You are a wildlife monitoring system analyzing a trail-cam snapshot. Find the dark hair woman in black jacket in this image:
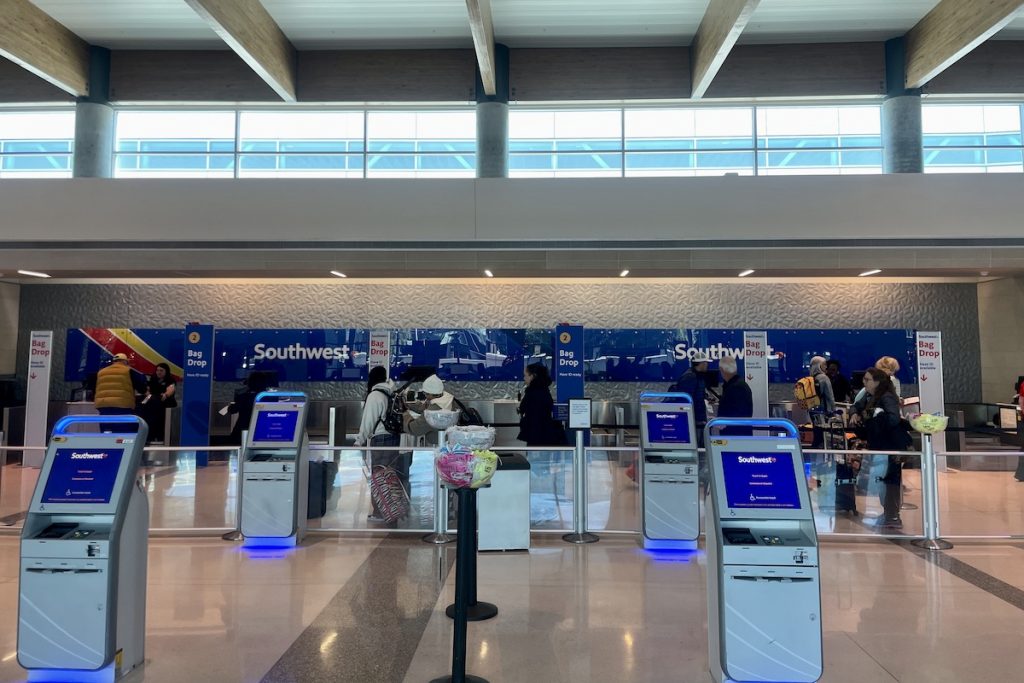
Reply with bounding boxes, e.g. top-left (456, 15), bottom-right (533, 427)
top-left (850, 367), bottom-right (912, 528)
top-left (517, 363), bottom-right (564, 446)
